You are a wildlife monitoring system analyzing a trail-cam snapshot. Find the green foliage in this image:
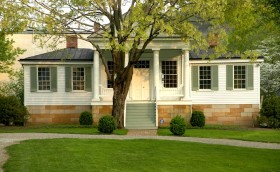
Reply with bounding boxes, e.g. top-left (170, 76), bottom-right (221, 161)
top-left (268, 117), bottom-right (280, 128)
top-left (260, 96), bottom-right (280, 128)
top-left (0, 94), bottom-right (29, 126)
top-left (190, 111), bottom-right (205, 128)
top-left (170, 115), bottom-right (186, 136)
top-left (261, 96), bottom-right (280, 119)
top-left (98, 115), bottom-right (117, 134)
top-left (0, 33), bottom-right (25, 74)
top-left (79, 111), bottom-right (93, 125)
top-left (0, 70), bottom-right (24, 105)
